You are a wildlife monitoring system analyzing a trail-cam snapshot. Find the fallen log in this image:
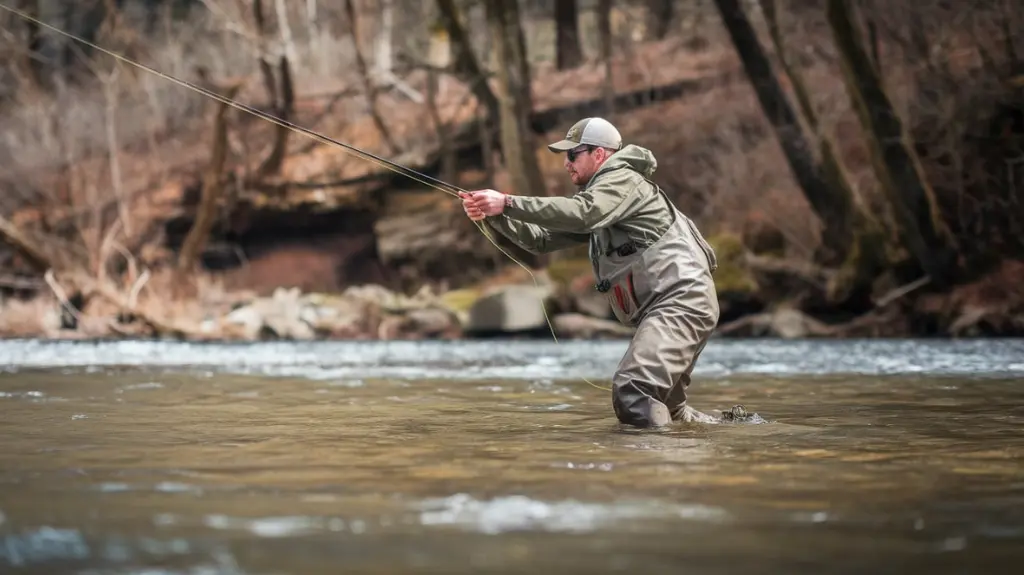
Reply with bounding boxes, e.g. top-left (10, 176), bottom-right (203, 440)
top-left (0, 214), bottom-right (55, 272)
